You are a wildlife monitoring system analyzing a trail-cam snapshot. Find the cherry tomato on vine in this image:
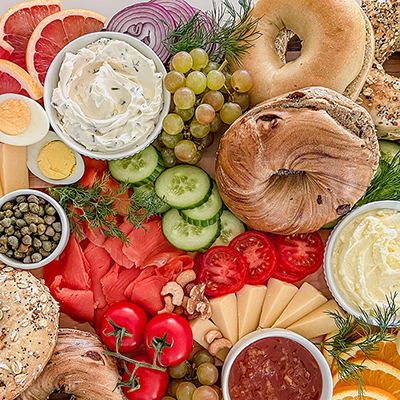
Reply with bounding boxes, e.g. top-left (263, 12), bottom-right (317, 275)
top-left (144, 313), bottom-right (193, 367)
top-left (100, 302), bottom-right (147, 353)
top-left (229, 231), bottom-right (278, 284)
